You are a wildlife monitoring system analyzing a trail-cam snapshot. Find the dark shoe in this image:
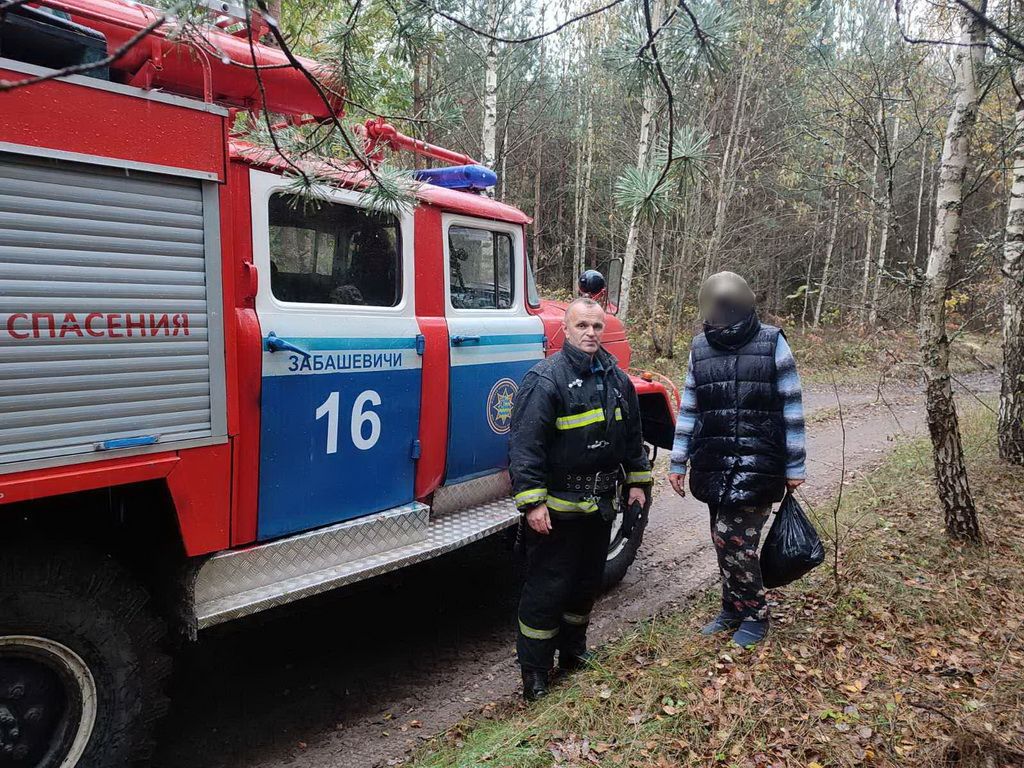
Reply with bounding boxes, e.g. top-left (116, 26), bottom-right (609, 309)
top-left (732, 619), bottom-right (770, 648)
top-left (700, 611), bottom-right (743, 635)
top-left (557, 649), bottom-right (595, 674)
top-left (521, 667), bottom-right (549, 702)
